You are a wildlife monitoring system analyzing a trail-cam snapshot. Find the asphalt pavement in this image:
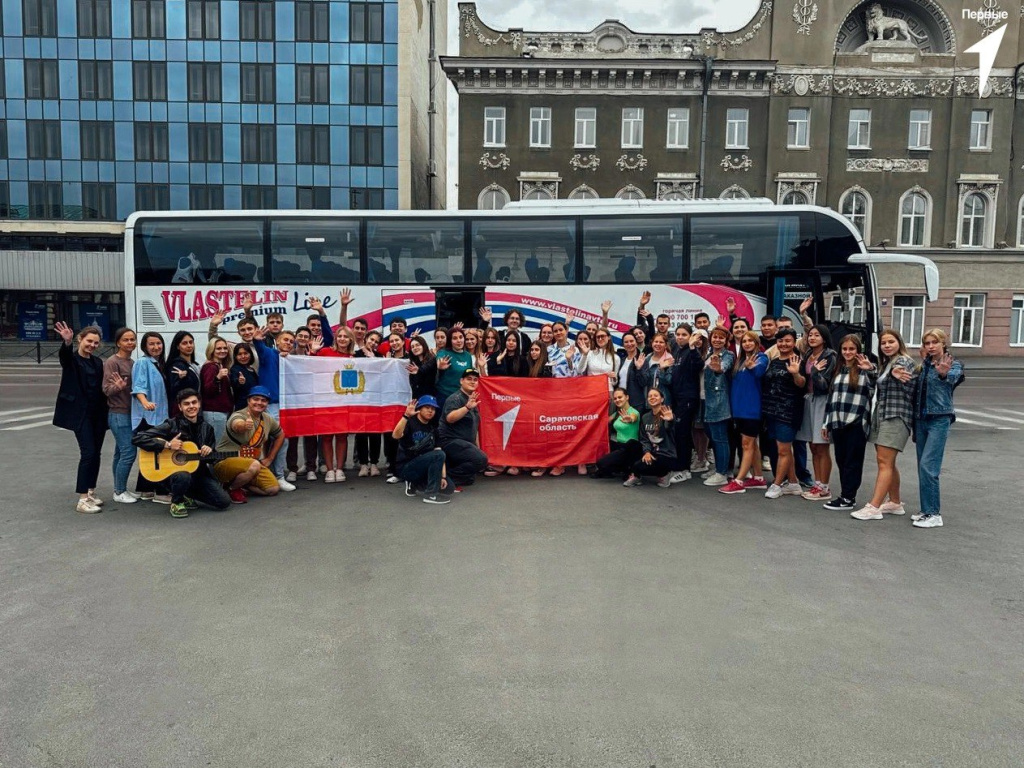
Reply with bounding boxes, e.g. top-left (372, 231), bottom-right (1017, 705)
top-left (1, 364), bottom-right (1022, 767)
